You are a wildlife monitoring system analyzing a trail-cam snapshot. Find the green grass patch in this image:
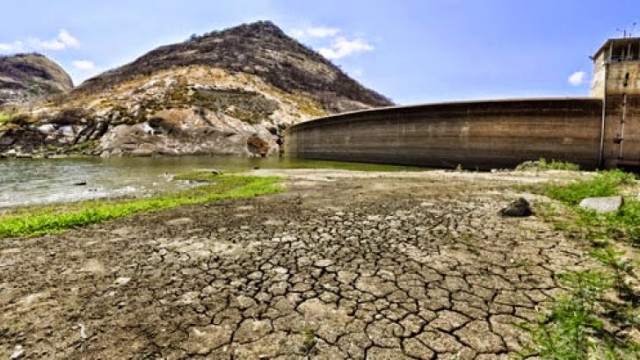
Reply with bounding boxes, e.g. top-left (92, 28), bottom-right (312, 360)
top-left (521, 170), bottom-right (640, 358)
top-left (538, 170), bottom-right (639, 245)
top-left (521, 268), bottom-right (640, 359)
top-left (64, 140), bottom-right (97, 153)
top-left (0, 174), bottom-right (282, 238)
top-left (544, 169), bottom-right (635, 205)
top-left (0, 113), bottom-right (10, 123)
top-left (299, 327), bottom-right (317, 354)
